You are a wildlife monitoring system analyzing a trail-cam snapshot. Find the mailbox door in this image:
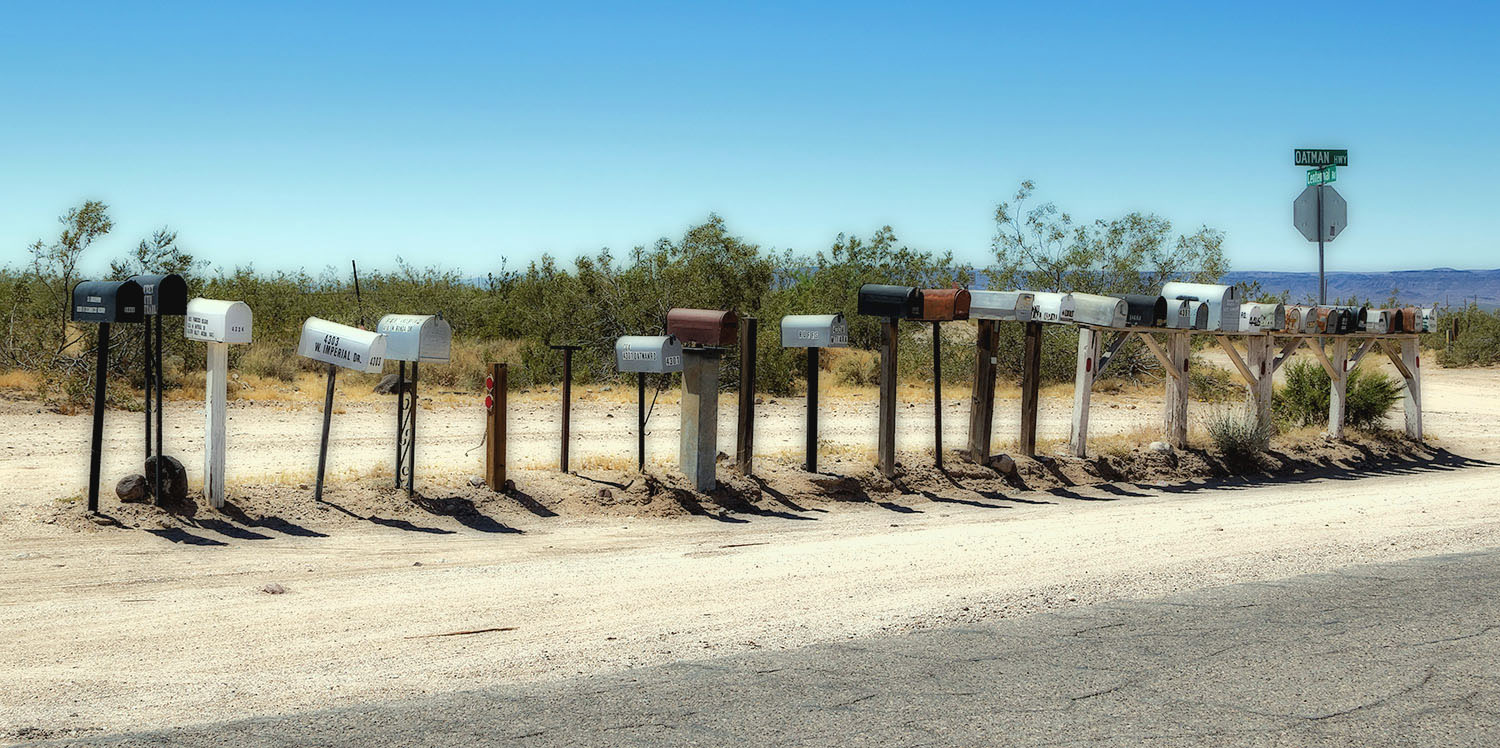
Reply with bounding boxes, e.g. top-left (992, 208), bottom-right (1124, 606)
top-left (1031, 293), bottom-right (1074, 324)
top-left (1189, 302), bottom-right (1210, 330)
top-left (184, 298), bottom-right (253, 343)
top-left (131, 274), bottom-right (188, 316)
